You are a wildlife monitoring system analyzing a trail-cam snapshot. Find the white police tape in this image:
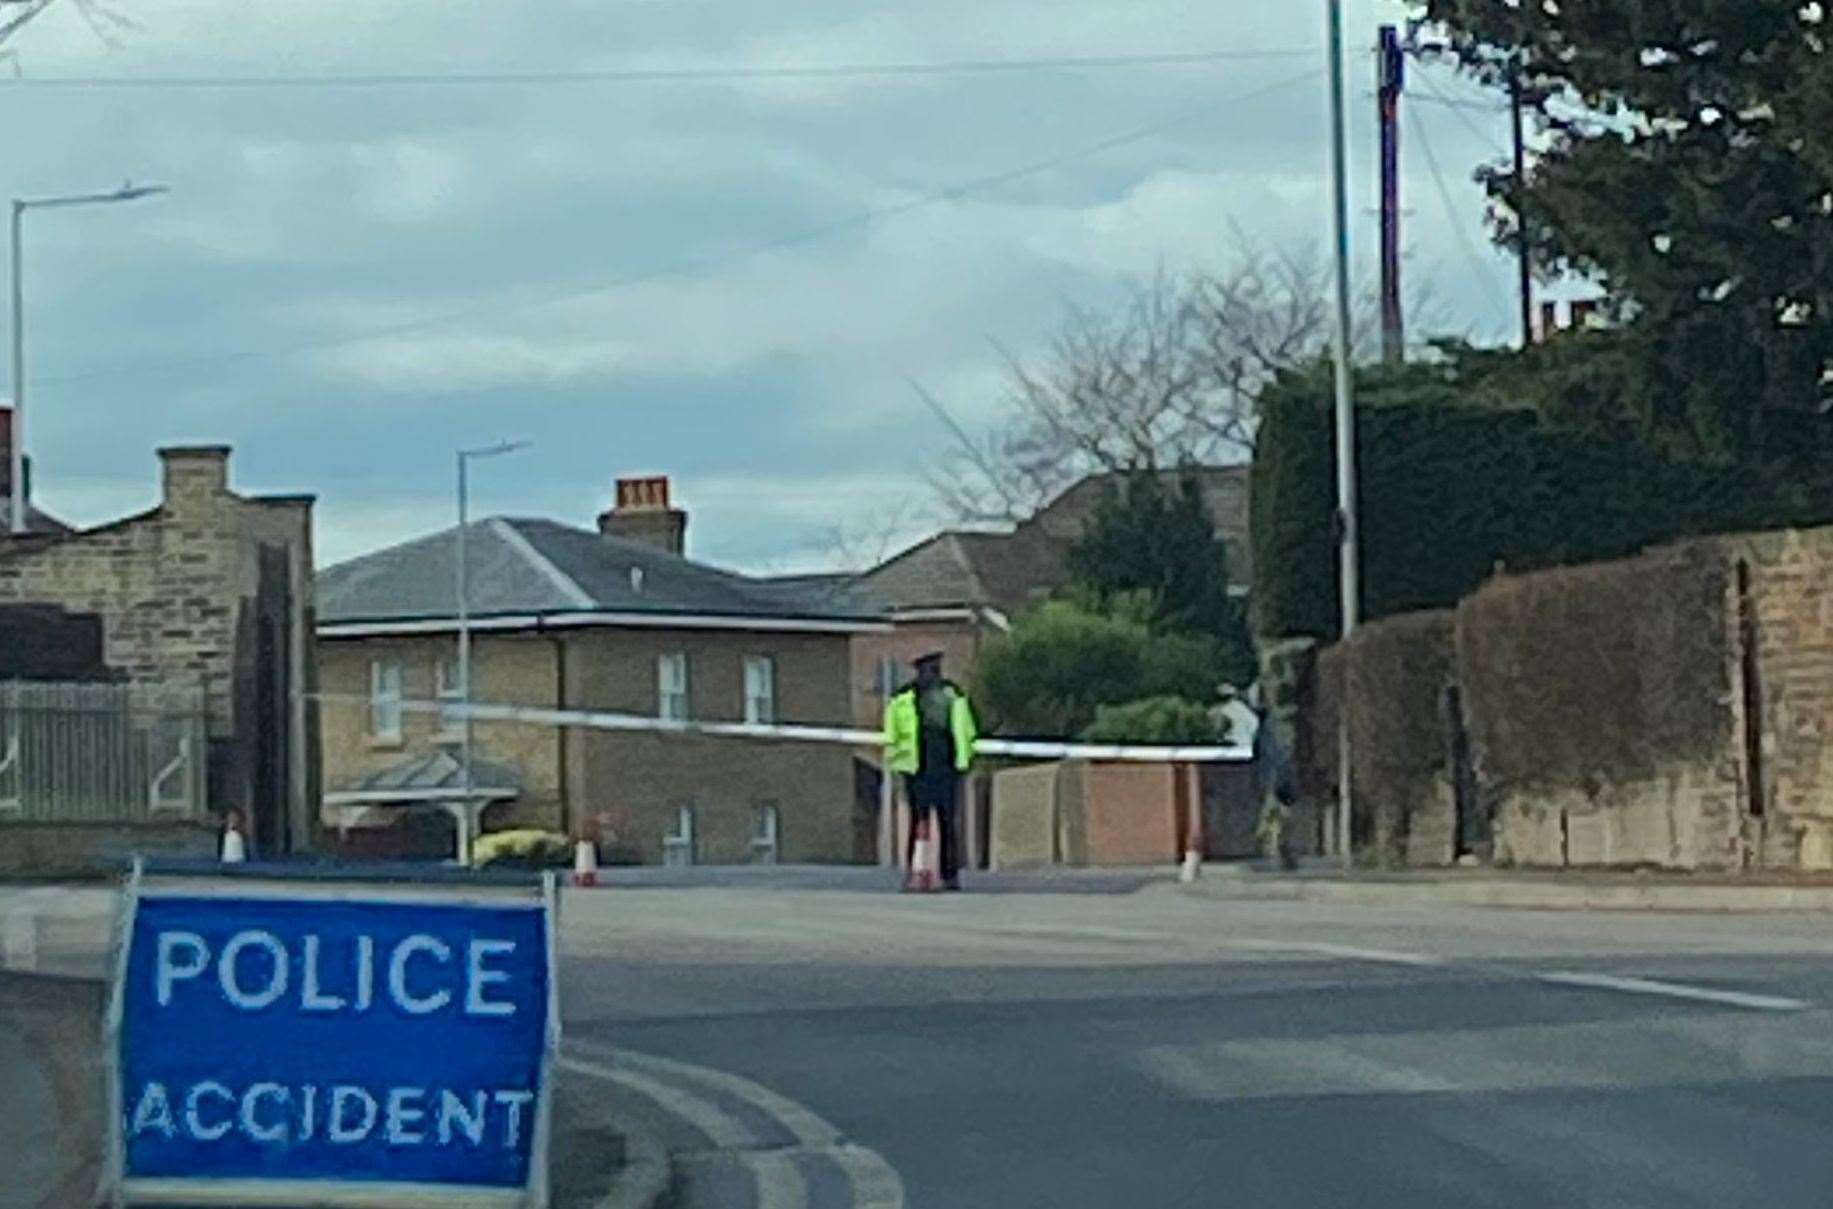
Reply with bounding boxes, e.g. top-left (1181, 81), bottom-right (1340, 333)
top-left (310, 693), bottom-right (1251, 764)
